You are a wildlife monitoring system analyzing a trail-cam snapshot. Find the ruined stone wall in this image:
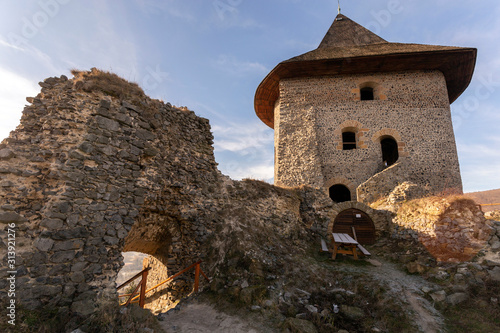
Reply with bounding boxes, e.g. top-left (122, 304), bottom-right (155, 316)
top-left (0, 70), bottom-right (347, 322)
top-left (274, 70), bottom-right (462, 198)
top-left (0, 70), bottom-right (222, 318)
top-left (391, 196), bottom-right (494, 262)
